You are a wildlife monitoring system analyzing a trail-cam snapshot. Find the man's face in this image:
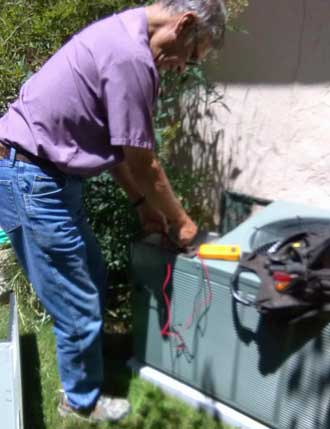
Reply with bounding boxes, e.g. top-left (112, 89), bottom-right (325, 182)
top-left (150, 12), bottom-right (212, 74)
top-left (154, 28), bottom-right (212, 73)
